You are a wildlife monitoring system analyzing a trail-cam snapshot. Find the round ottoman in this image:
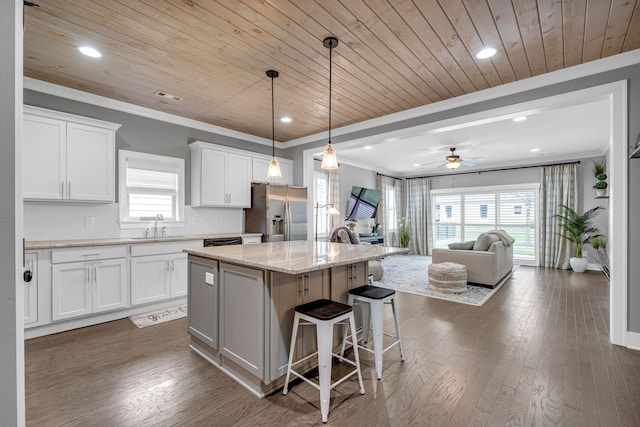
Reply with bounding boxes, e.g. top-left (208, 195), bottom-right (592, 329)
top-left (428, 262), bottom-right (467, 293)
top-left (369, 260), bottom-right (384, 281)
